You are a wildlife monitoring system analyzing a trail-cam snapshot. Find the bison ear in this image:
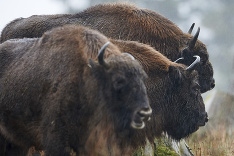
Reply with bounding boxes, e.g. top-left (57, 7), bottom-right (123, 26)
top-left (169, 66), bottom-right (182, 87)
top-left (122, 53), bottom-right (135, 60)
top-left (88, 58), bottom-right (98, 69)
top-left (181, 48), bottom-right (193, 60)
